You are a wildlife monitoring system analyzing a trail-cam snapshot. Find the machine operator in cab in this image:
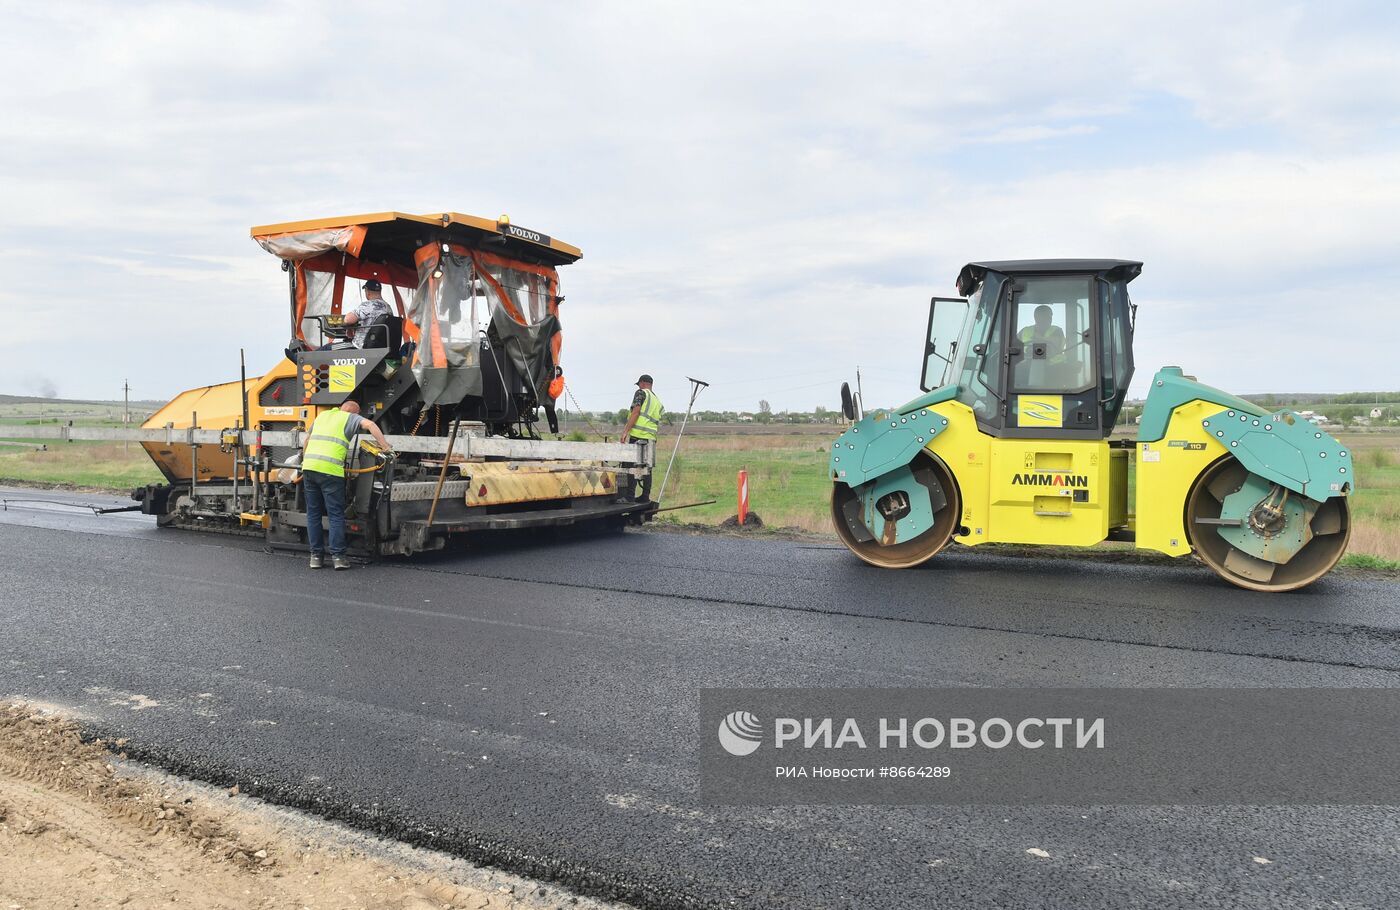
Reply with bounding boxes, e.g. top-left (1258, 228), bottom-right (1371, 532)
top-left (315, 279), bottom-right (392, 351)
top-left (1019, 304), bottom-right (1065, 356)
top-left (1016, 303), bottom-right (1069, 388)
top-left (621, 373), bottom-right (664, 502)
top-left (295, 400), bottom-right (393, 569)
top-left (343, 279), bottom-right (392, 348)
